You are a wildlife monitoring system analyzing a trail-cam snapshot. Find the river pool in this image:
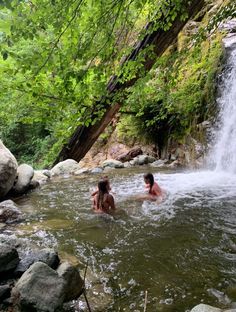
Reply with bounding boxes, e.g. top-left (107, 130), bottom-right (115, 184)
top-left (6, 167), bottom-right (236, 311)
